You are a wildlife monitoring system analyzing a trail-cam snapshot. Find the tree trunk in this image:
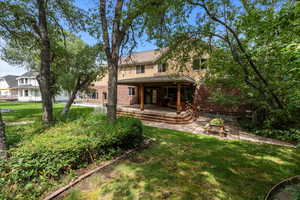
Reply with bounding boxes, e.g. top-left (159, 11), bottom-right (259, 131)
top-left (0, 112), bottom-right (7, 159)
top-left (107, 61), bottom-right (118, 123)
top-left (38, 48), bottom-right (53, 124)
top-left (61, 91), bottom-right (77, 116)
top-left (36, 0), bottom-right (54, 124)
